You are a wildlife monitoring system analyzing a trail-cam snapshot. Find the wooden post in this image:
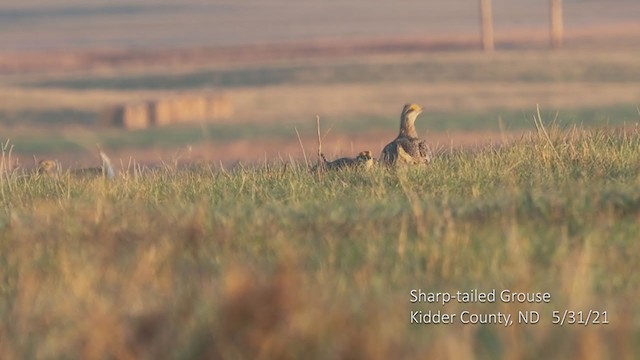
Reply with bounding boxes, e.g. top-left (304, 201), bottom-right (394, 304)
top-left (550, 0), bottom-right (563, 49)
top-left (479, 0), bottom-right (495, 52)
